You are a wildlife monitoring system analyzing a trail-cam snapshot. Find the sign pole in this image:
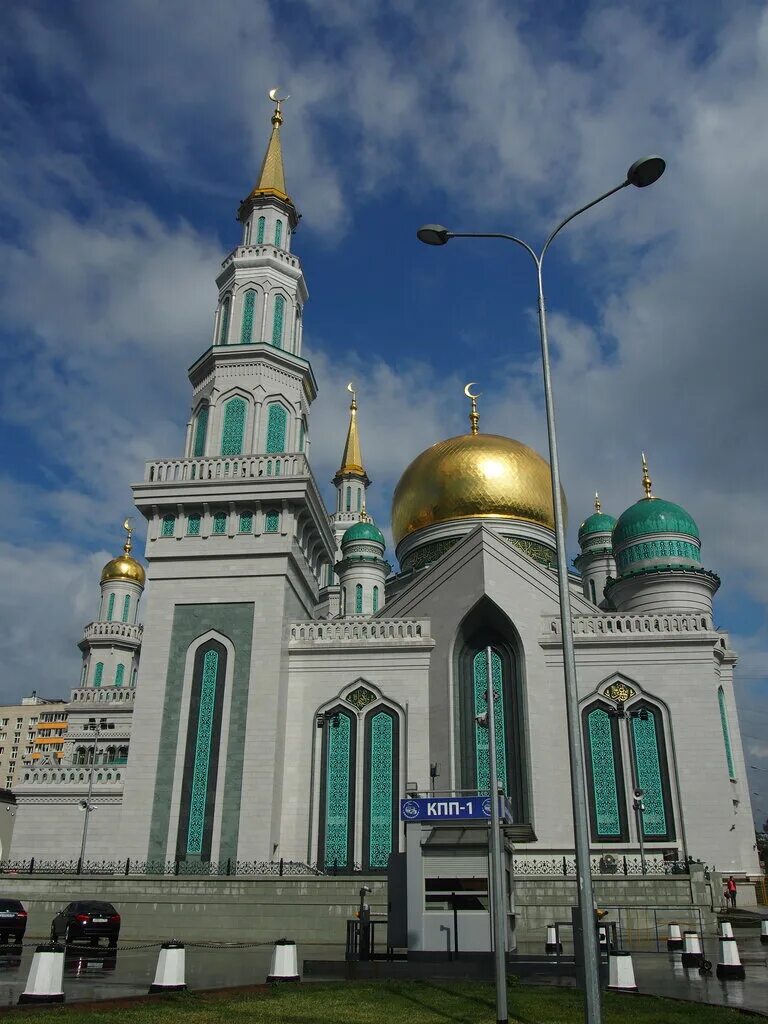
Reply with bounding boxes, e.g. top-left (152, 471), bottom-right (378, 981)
top-left (485, 645), bottom-right (508, 1024)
